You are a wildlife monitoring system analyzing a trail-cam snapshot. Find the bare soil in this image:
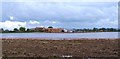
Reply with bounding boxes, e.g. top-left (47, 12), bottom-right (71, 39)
top-left (1, 38), bottom-right (120, 58)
